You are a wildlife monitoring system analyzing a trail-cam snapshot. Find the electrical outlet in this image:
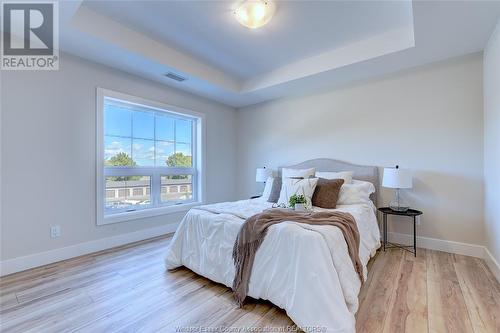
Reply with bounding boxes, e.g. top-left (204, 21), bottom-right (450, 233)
top-left (50, 226), bottom-right (61, 238)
